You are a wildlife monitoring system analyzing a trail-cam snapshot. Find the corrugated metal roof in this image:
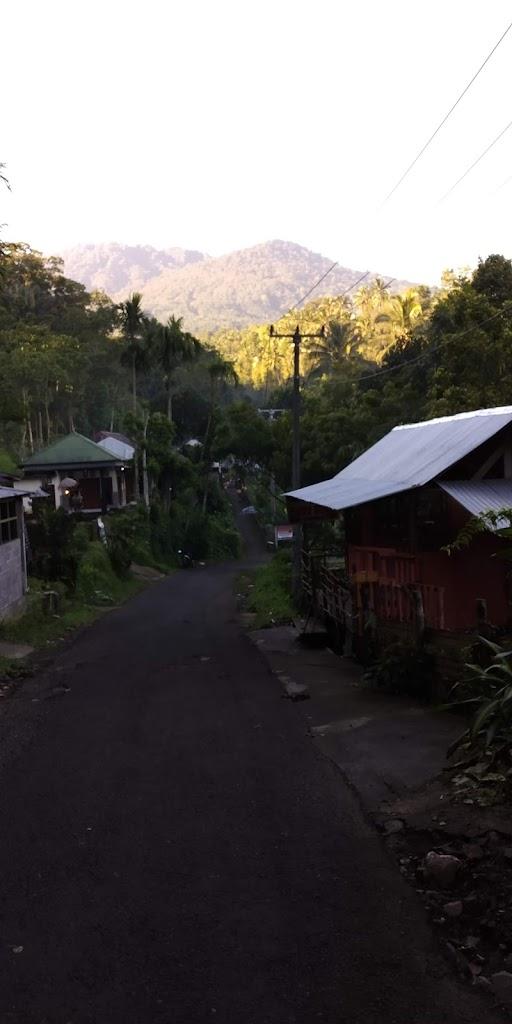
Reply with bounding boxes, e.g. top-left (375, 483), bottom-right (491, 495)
top-left (287, 406), bottom-right (512, 513)
top-left (97, 436), bottom-right (134, 461)
top-left (440, 480), bottom-right (512, 526)
top-left (22, 432), bottom-right (122, 469)
top-left (0, 487), bottom-right (30, 500)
